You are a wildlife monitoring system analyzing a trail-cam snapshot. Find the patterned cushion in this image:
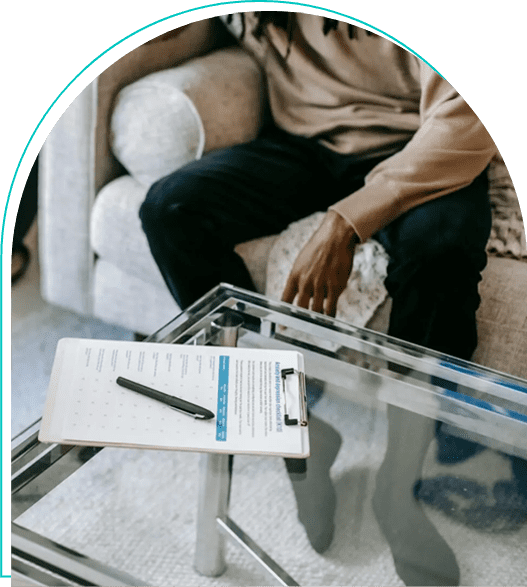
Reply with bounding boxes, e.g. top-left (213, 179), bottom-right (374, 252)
top-left (486, 157), bottom-right (526, 261)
